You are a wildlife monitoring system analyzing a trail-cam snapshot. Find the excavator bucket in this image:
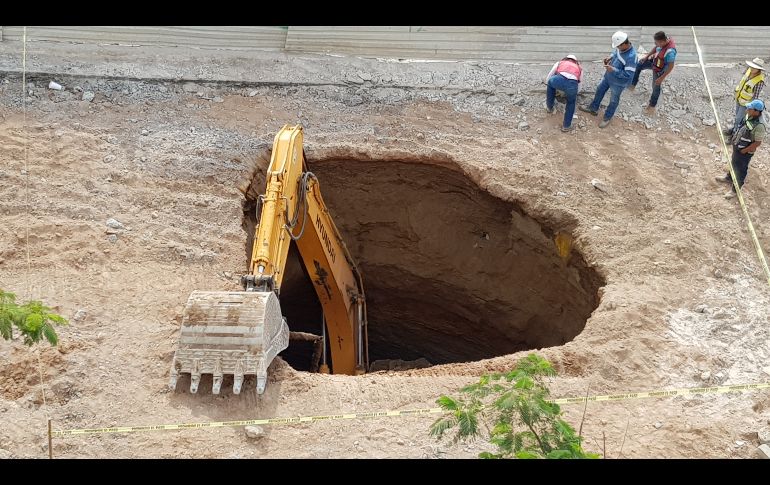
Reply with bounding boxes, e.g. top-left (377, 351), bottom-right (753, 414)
top-left (168, 290), bottom-right (289, 395)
